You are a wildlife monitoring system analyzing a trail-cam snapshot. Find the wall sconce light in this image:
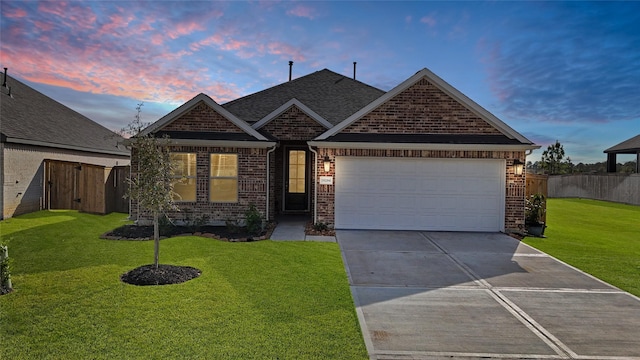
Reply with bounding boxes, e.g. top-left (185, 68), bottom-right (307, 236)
top-left (323, 155), bottom-right (331, 172)
top-left (513, 159), bottom-right (524, 176)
